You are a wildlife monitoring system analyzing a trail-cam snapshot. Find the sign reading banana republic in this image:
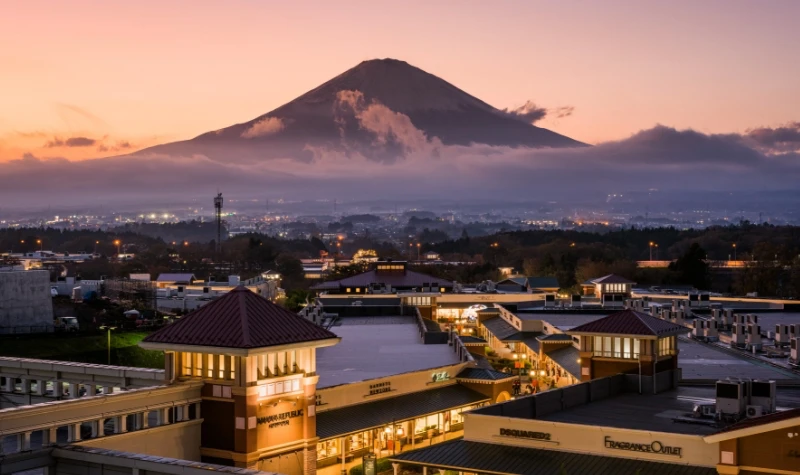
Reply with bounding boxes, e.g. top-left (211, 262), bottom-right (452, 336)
top-left (257, 409), bottom-right (303, 429)
top-left (603, 436), bottom-right (682, 458)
